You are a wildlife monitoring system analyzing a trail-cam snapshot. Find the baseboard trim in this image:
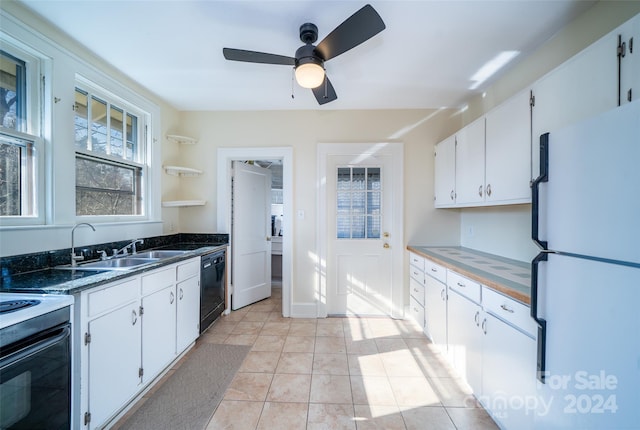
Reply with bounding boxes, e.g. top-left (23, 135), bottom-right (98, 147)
top-left (290, 302), bottom-right (318, 318)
